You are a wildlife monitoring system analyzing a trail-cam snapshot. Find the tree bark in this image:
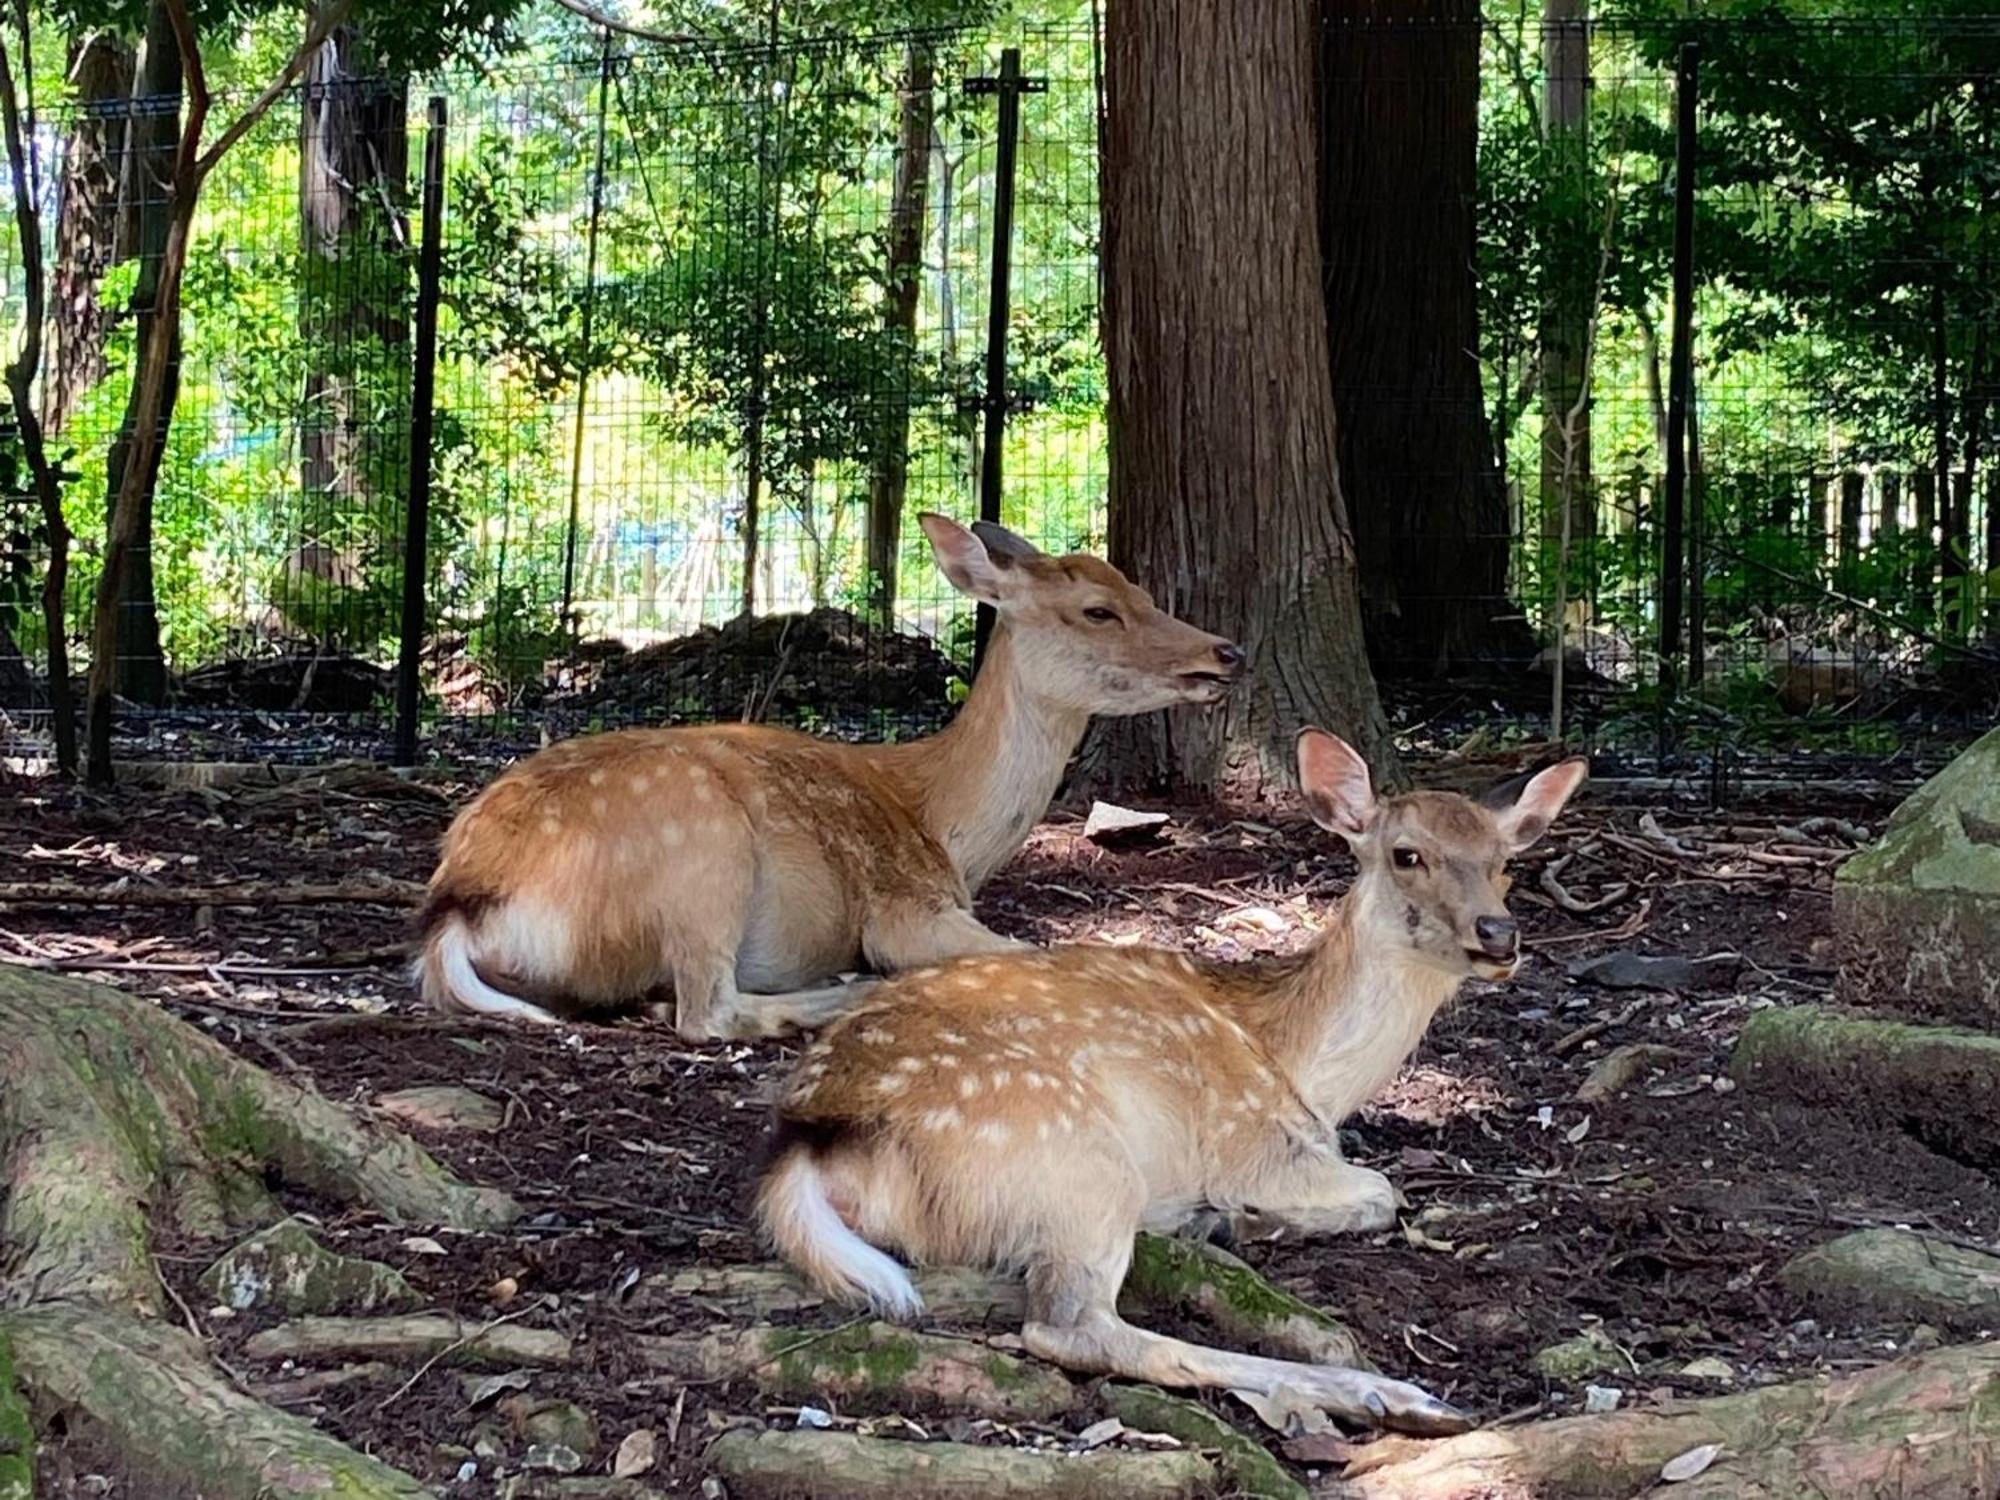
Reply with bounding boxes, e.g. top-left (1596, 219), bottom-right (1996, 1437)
top-left (96, 0), bottom-right (181, 710)
top-left (295, 20), bottom-right (409, 646)
top-left (707, 1429), bottom-right (1214, 1500)
top-left (865, 41), bottom-right (934, 624)
top-left (1325, 1342), bottom-right (2000, 1499)
top-left (48, 30), bottom-right (134, 437)
top-left (1319, 0), bottom-right (1530, 674)
top-left (1538, 0), bottom-right (1594, 554)
top-left (1099, 0), bottom-right (1397, 794)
